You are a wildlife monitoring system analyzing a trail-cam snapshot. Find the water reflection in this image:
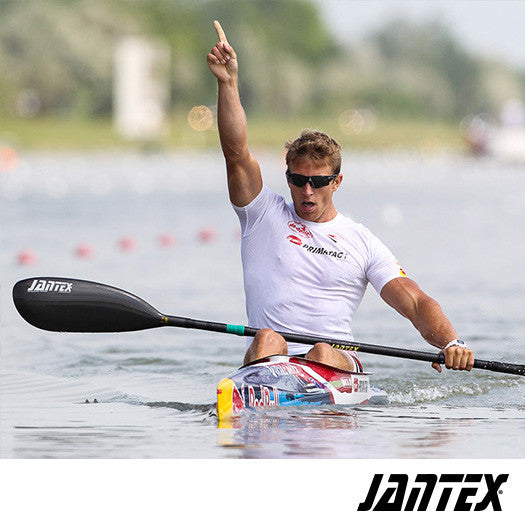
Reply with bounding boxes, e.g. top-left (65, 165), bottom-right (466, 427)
top-left (216, 404), bottom-right (525, 459)
top-left (218, 407), bottom-right (363, 458)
